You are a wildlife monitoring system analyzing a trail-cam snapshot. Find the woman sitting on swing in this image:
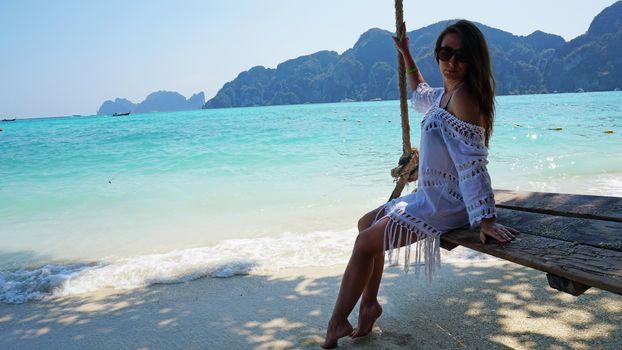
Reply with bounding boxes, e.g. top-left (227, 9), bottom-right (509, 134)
top-left (322, 19), bottom-right (519, 348)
